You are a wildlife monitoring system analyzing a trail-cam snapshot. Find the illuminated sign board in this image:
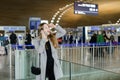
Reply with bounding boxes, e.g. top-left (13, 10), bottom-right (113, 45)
top-left (74, 2), bottom-right (98, 15)
top-left (91, 26), bottom-right (100, 30)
